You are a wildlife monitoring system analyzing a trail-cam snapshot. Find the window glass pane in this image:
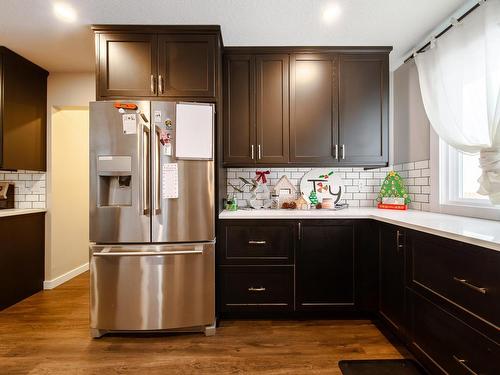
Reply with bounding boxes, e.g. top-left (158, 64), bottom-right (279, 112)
top-left (461, 153), bottom-right (483, 200)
